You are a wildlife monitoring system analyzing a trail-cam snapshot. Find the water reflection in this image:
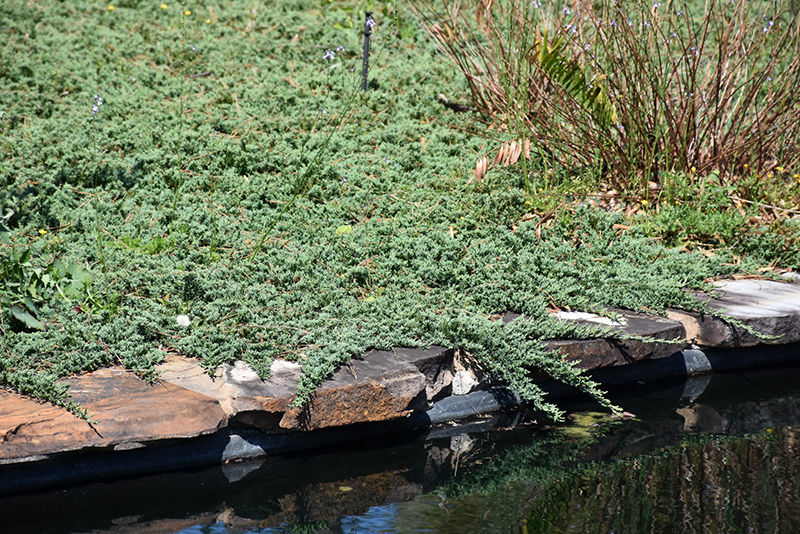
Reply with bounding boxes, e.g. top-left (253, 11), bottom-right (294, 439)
top-left (5, 365), bottom-right (800, 533)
